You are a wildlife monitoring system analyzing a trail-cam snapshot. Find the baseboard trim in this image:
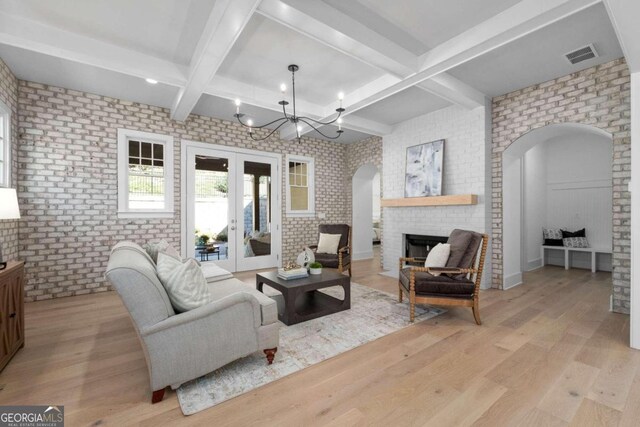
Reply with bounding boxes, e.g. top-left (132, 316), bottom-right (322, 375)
top-left (503, 272), bottom-right (523, 290)
top-left (526, 258), bottom-right (542, 271)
